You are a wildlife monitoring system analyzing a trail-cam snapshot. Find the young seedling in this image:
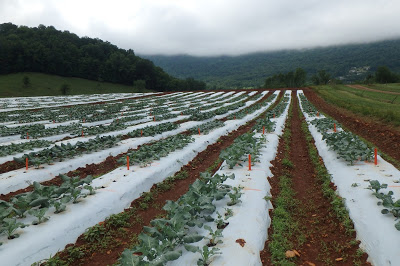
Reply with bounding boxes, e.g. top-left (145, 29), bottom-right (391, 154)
top-left (184, 245), bottom-right (221, 266)
top-left (204, 225), bottom-right (223, 246)
top-left (224, 208), bottom-right (233, 219)
top-left (53, 196), bottom-right (71, 214)
top-left (2, 218), bottom-right (27, 239)
top-left (215, 212), bottom-right (229, 229)
top-left (28, 208), bottom-right (49, 225)
top-left (227, 186), bottom-right (243, 206)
